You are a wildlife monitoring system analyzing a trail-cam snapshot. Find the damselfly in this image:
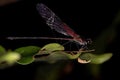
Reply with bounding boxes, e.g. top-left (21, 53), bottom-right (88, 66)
top-left (7, 3), bottom-right (91, 47)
